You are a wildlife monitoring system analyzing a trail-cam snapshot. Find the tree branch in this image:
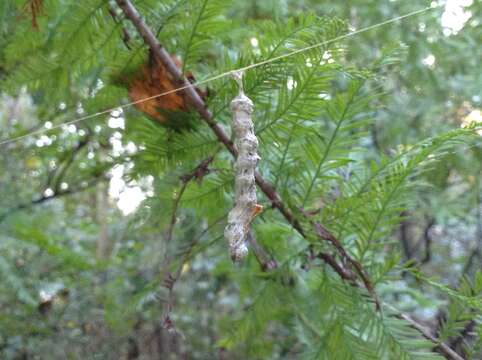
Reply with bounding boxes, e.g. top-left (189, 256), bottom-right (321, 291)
top-left (247, 231), bottom-right (278, 271)
top-left (395, 311), bottom-right (465, 360)
top-left (421, 217), bottom-right (435, 264)
top-left (114, 0), bottom-right (376, 305)
top-left (107, 4), bottom-right (132, 49)
top-left (313, 221), bottom-right (379, 308)
top-left (52, 136), bottom-right (90, 193)
top-left (0, 175), bottom-right (105, 224)
top-left (165, 155), bottom-right (215, 245)
top-left (160, 156), bottom-right (278, 333)
top-left (114, 0), bottom-right (304, 236)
